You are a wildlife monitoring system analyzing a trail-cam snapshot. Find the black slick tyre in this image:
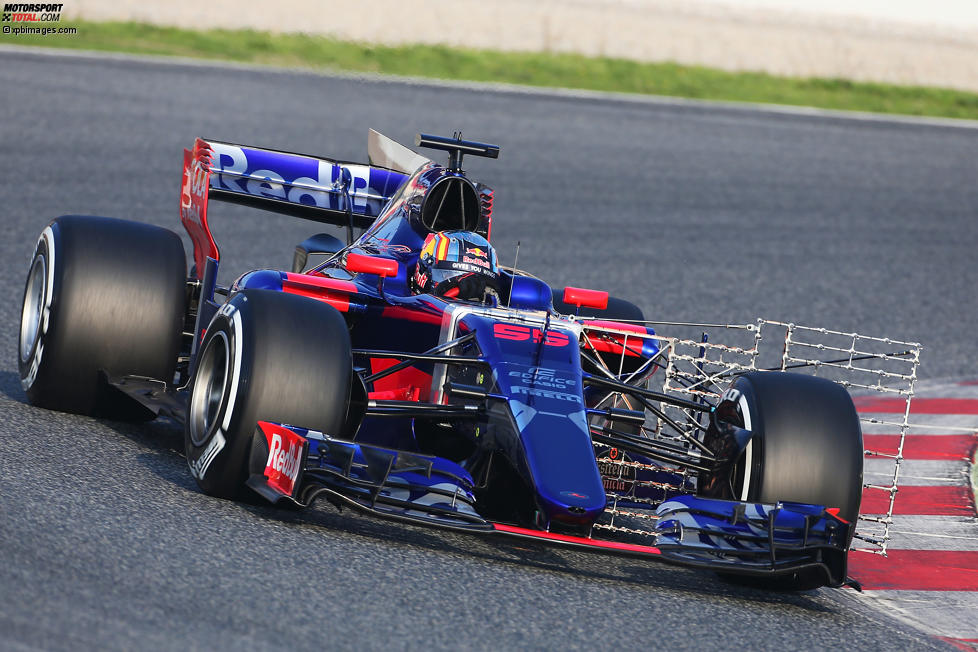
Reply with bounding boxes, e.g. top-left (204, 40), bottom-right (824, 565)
top-left (18, 215), bottom-right (187, 417)
top-left (184, 289), bottom-right (352, 499)
top-left (717, 371), bottom-right (863, 590)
